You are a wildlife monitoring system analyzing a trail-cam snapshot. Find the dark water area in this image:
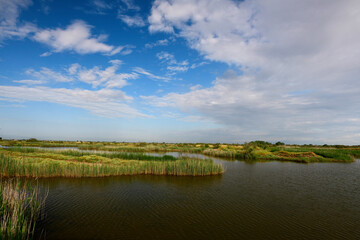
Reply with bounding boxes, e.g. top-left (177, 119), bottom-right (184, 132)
top-left (32, 156), bottom-right (360, 240)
